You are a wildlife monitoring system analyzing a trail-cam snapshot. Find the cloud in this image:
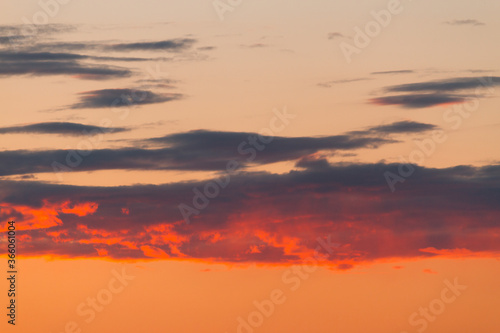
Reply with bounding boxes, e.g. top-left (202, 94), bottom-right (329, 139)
top-left (371, 77), bottom-right (500, 108)
top-left (135, 78), bottom-right (178, 89)
top-left (385, 77), bottom-right (500, 93)
top-left (240, 43), bottom-right (269, 49)
top-left (69, 89), bottom-right (183, 109)
top-left (0, 60), bottom-right (132, 79)
top-left (0, 24), bottom-right (77, 49)
top-left (108, 38), bottom-right (196, 51)
top-left (370, 94), bottom-right (467, 108)
top-left (0, 36), bottom-right (197, 80)
top-left (0, 51), bottom-right (87, 61)
top-left (0, 129), bottom-right (395, 176)
top-left (0, 122), bottom-right (129, 136)
top-left (18, 39), bottom-right (202, 60)
top-left (0, 36), bottom-right (26, 45)
top-left (142, 129), bottom-right (395, 163)
top-left (371, 70), bottom-right (414, 75)
top-left (318, 78), bottom-right (370, 88)
top-left (295, 156), bottom-right (331, 170)
top-left (364, 121), bottom-right (438, 134)
top-left (0, 50), bottom-right (146, 63)
top-left (0, 162), bottom-right (499, 263)
top-left (26, 41), bottom-right (98, 52)
top-left (0, 121), bottom-right (432, 177)
top-left (0, 24), bottom-right (76, 38)
top-left (0, 34), bottom-right (203, 82)
top-left (445, 19), bottom-right (485, 26)
top-left (327, 32), bottom-right (345, 40)
top-left (197, 46), bottom-right (216, 51)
